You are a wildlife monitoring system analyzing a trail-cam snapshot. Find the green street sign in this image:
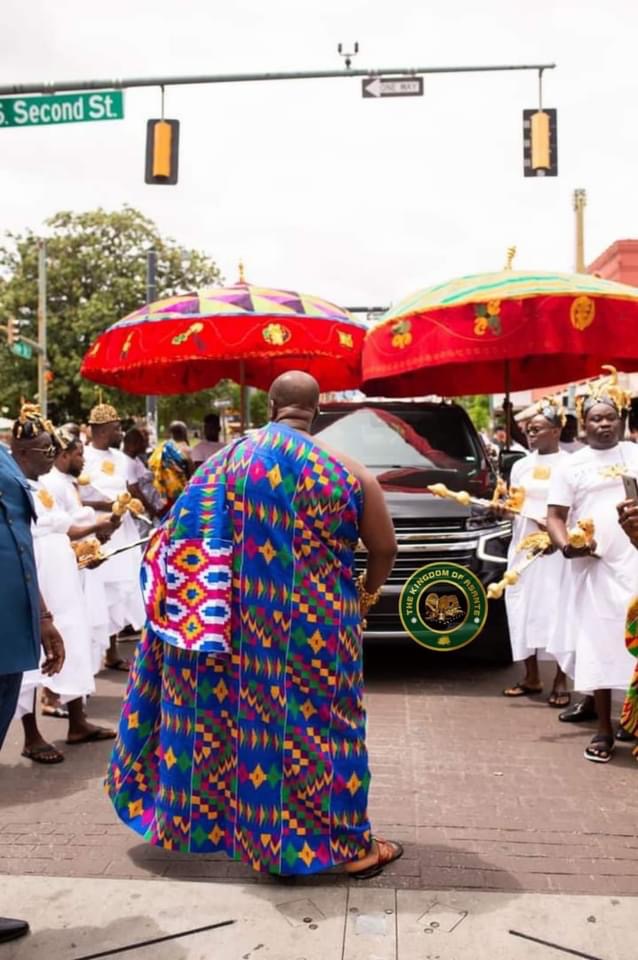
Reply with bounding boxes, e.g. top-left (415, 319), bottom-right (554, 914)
top-left (11, 340), bottom-right (33, 359)
top-left (0, 91), bottom-right (124, 129)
